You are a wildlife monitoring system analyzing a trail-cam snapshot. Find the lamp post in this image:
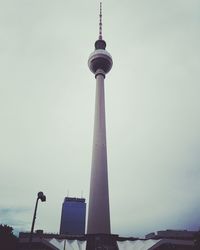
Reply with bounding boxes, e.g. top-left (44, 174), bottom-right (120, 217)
top-left (29, 191), bottom-right (46, 249)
